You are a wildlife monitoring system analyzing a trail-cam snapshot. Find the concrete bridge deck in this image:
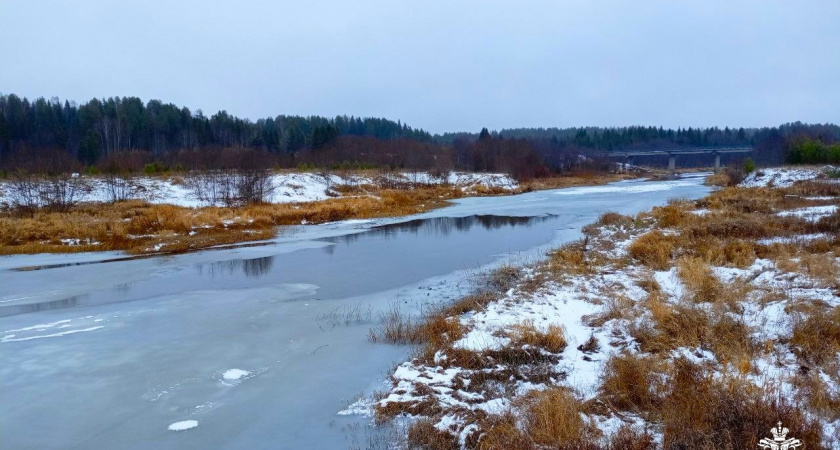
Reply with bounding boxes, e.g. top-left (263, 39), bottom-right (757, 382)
top-left (603, 147), bottom-right (753, 171)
